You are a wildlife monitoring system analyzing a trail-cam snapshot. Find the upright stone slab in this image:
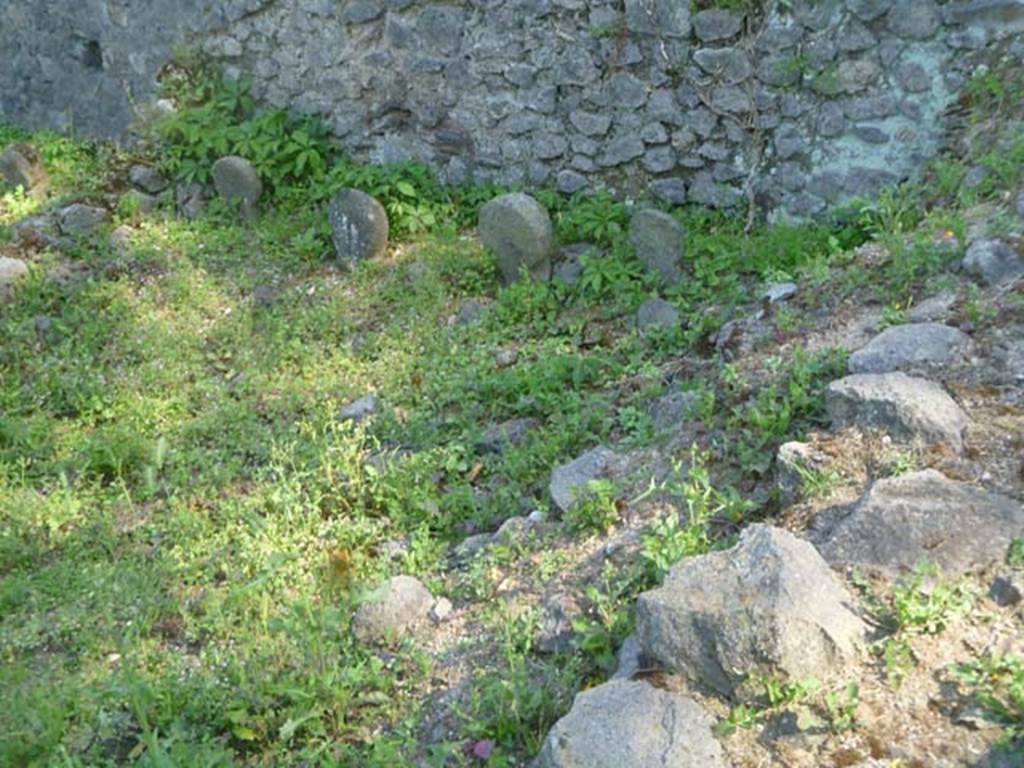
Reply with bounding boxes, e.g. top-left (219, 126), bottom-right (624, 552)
top-left (628, 209), bottom-right (685, 284)
top-left (636, 525), bottom-right (865, 699)
top-left (211, 156), bottom-right (263, 217)
top-left (534, 679), bottom-right (726, 768)
top-left (478, 193), bottom-right (553, 285)
top-left (0, 143), bottom-right (46, 190)
top-left (328, 188), bottom-right (390, 267)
